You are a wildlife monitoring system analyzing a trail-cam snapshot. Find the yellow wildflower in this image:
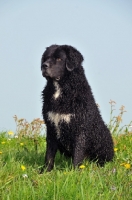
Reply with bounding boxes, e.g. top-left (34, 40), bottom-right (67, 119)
top-left (1, 141), bottom-right (6, 144)
top-left (124, 163), bottom-right (131, 169)
top-left (120, 163), bottom-right (131, 169)
top-left (8, 131), bottom-right (14, 135)
top-left (114, 148), bottom-right (118, 152)
top-left (0, 151), bottom-right (2, 154)
top-left (21, 165), bottom-right (26, 171)
top-left (20, 143), bottom-right (24, 146)
top-left (79, 165), bottom-right (85, 169)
